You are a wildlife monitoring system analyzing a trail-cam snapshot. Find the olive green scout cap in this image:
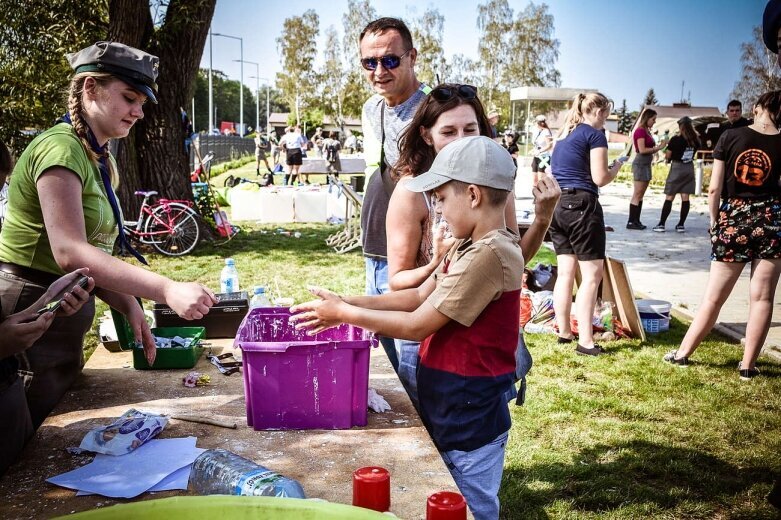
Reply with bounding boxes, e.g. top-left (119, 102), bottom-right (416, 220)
top-left (67, 41), bottom-right (159, 103)
top-left (405, 136), bottom-right (516, 193)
